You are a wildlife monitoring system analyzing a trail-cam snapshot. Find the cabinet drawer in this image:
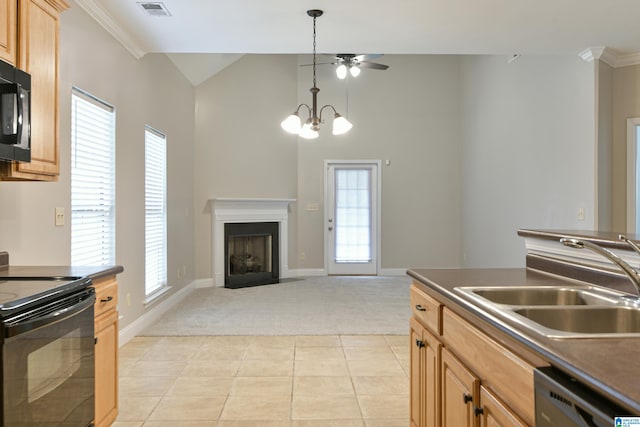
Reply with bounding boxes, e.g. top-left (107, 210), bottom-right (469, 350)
top-left (92, 276), bottom-right (118, 317)
top-left (410, 284), bottom-right (442, 335)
